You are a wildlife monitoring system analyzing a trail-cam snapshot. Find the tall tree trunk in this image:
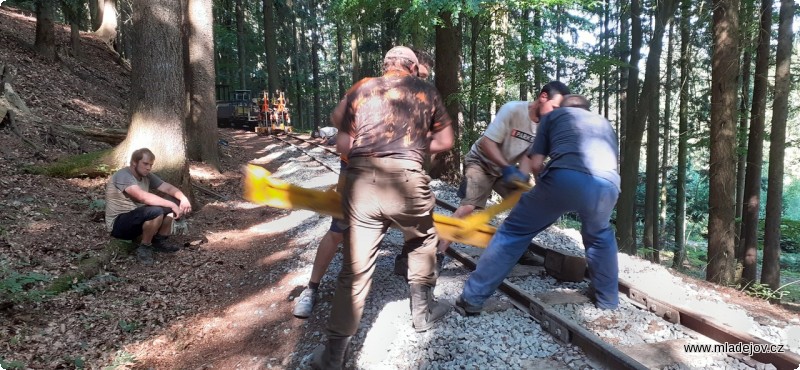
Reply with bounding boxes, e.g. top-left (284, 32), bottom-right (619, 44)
top-left (518, 9), bottom-right (529, 101)
top-left (430, 11), bottom-right (461, 181)
top-left (740, 0), bottom-right (772, 284)
top-left (761, 0), bottom-right (793, 292)
top-left (117, 0), bottom-right (133, 59)
top-left (618, 0), bottom-right (677, 256)
top-left (645, 98), bottom-right (660, 263)
top-left (89, 0), bottom-right (103, 31)
top-left (617, 0), bottom-right (643, 255)
top-left (660, 22), bottom-right (675, 245)
top-left (110, 0), bottom-right (191, 197)
top-left (292, 16), bottom-right (304, 130)
top-left (61, 2), bottom-right (83, 57)
top-left (673, 0), bottom-right (691, 269)
top-left (707, 0), bottom-right (739, 285)
top-left (618, 0), bottom-right (630, 144)
top-left (95, 0), bottom-right (118, 46)
top-left (350, 28), bottom-right (360, 87)
top-left (263, 0), bottom-right (280, 95)
top-left (34, 0), bottom-right (56, 61)
top-left (603, 0), bottom-right (611, 118)
top-left (469, 16), bottom-right (479, 132)
top-left (310, 0), bottom-right (321, 135)
top-left (532, 13), bottom-right (544, 89)
top-left (235, 0), bottom-right (246, 89)
top-left (336, 22), bottom-right (345, 98)
top-left (735, 9), bottom-right (754, 260)
top-left (185, 0), bottom-right (219, 170)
